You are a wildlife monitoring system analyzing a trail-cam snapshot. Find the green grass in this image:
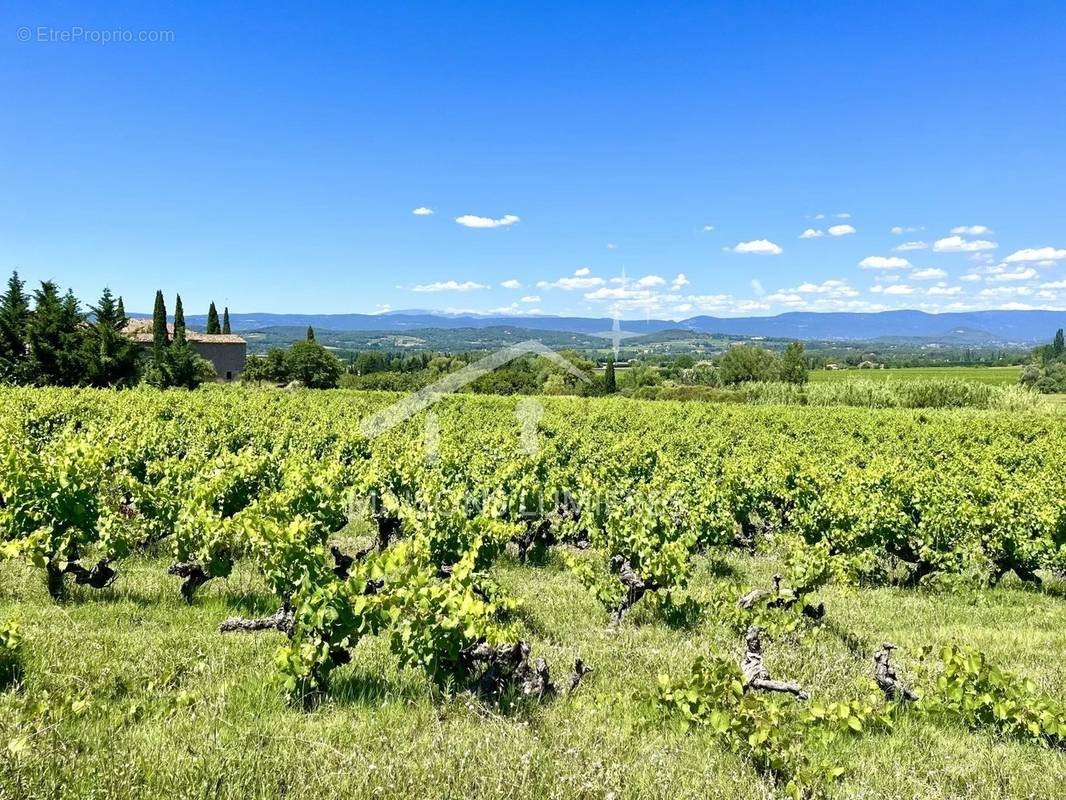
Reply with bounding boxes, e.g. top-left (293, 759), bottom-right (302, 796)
top-left (3, 543), bottom-right (1066, 799)
top-left (809, 366), bottom-right (1022, 385)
